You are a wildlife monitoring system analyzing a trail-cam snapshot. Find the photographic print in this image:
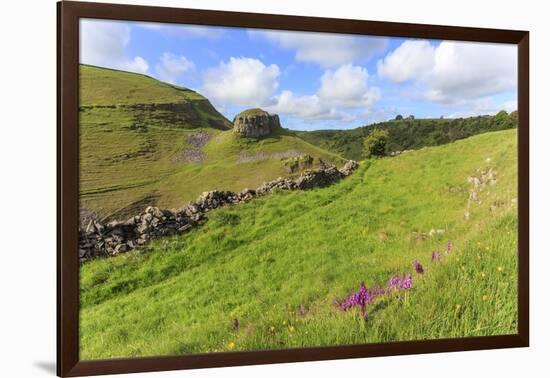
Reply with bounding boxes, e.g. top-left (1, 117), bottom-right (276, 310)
top-left (77, 18), bottom-right (519, 360)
